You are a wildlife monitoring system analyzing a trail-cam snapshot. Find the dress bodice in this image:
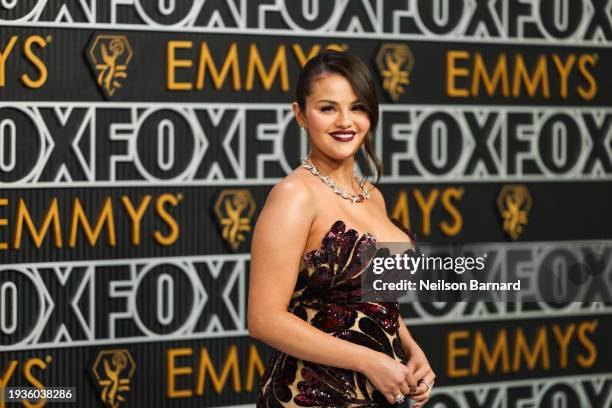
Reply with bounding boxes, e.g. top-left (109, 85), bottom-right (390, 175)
top-left (257, 218), bottom-right (418, 407)
top-left (292, 218), bottom-right (417, 306)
